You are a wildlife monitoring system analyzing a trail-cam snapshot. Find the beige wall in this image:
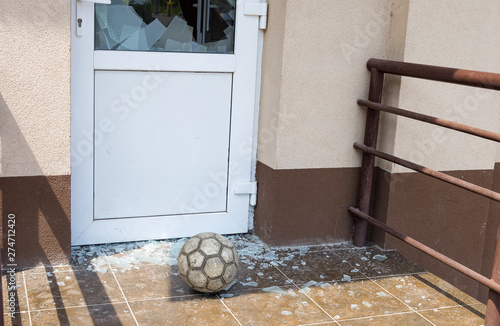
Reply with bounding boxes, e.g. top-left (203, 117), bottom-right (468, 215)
top-left (256, 0), bottom-right (287, 169)
top-left (382, 0), bottom-right (500, 173)
top-left (259, 0), bottom-right (500, 172)
top-left (0, 1), bottom-right (71, 177)
top-left (258, 0), bottom-right (408, 170)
